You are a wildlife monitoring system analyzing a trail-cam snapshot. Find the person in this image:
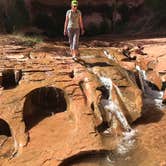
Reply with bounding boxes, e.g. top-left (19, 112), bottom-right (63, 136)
top-left (64, 0), bottom-right (85, 60)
